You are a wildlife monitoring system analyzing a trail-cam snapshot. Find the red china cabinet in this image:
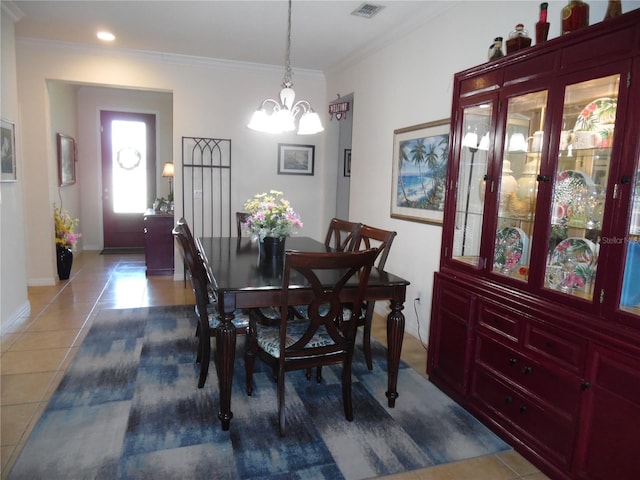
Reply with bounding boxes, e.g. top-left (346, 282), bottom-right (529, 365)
top-left (428, 9), bottom-right (640, 480)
